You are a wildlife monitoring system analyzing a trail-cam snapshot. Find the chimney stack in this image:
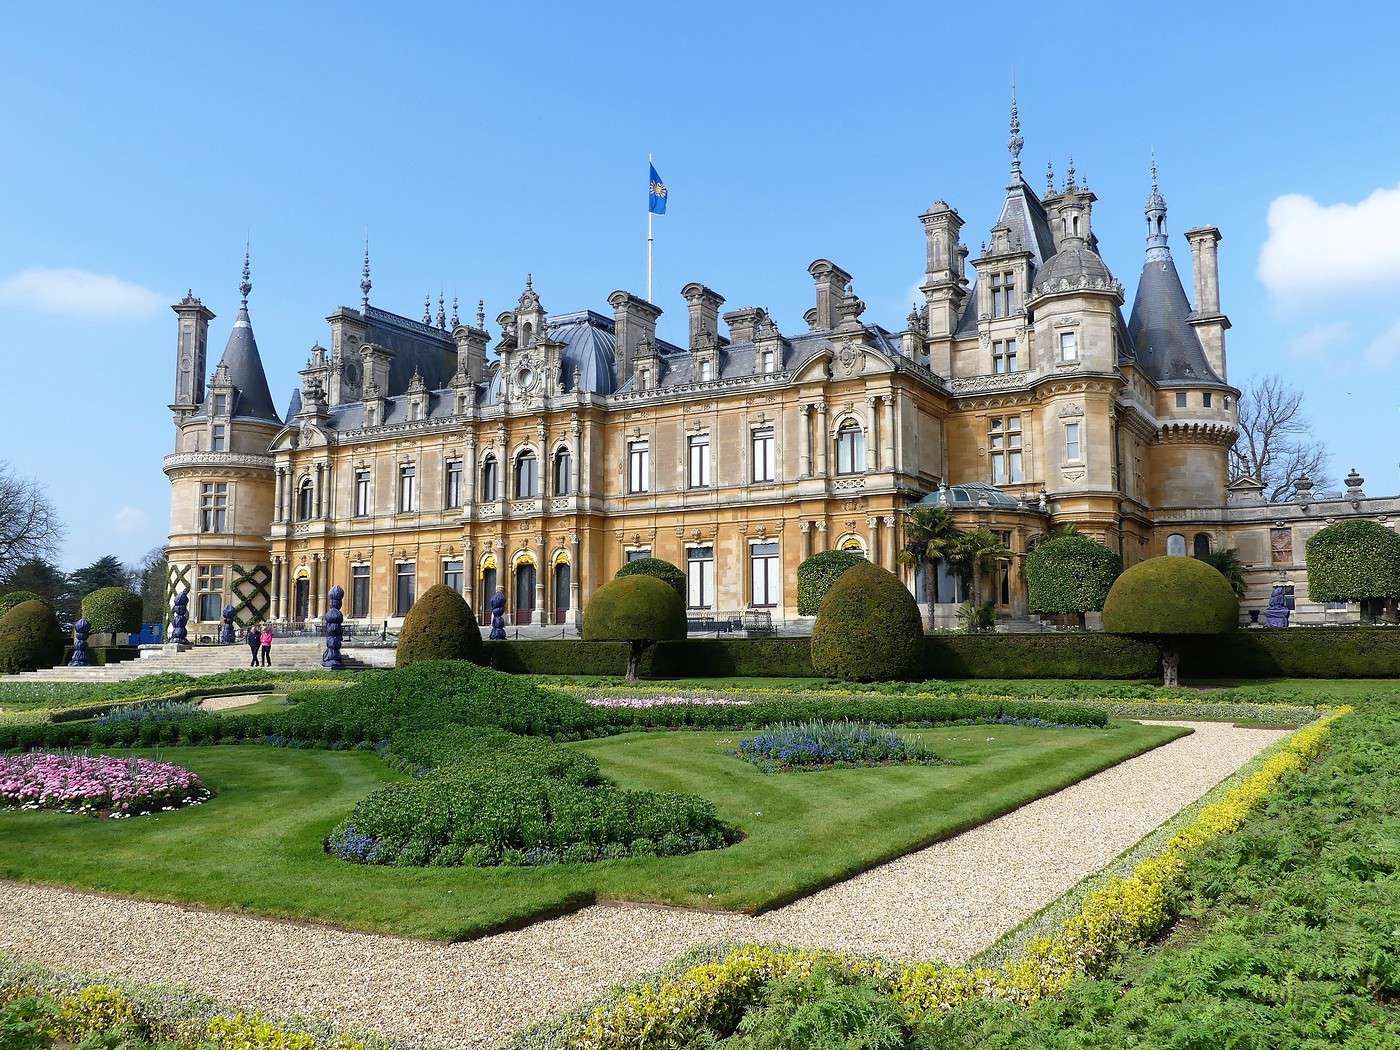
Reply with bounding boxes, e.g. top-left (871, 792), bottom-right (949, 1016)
top-left (807, 259), bottom-right (853, 331)
top-left (722, 306), bottom-right (768, 344)
top-left (453, 316), bottom-right (490, 385)
top-left (608, 290), bottom-right (663, 385)
top-left (680, 283), bottom-right (725, 348)
top-left (1185, 226), bottom-right (1222, 315)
